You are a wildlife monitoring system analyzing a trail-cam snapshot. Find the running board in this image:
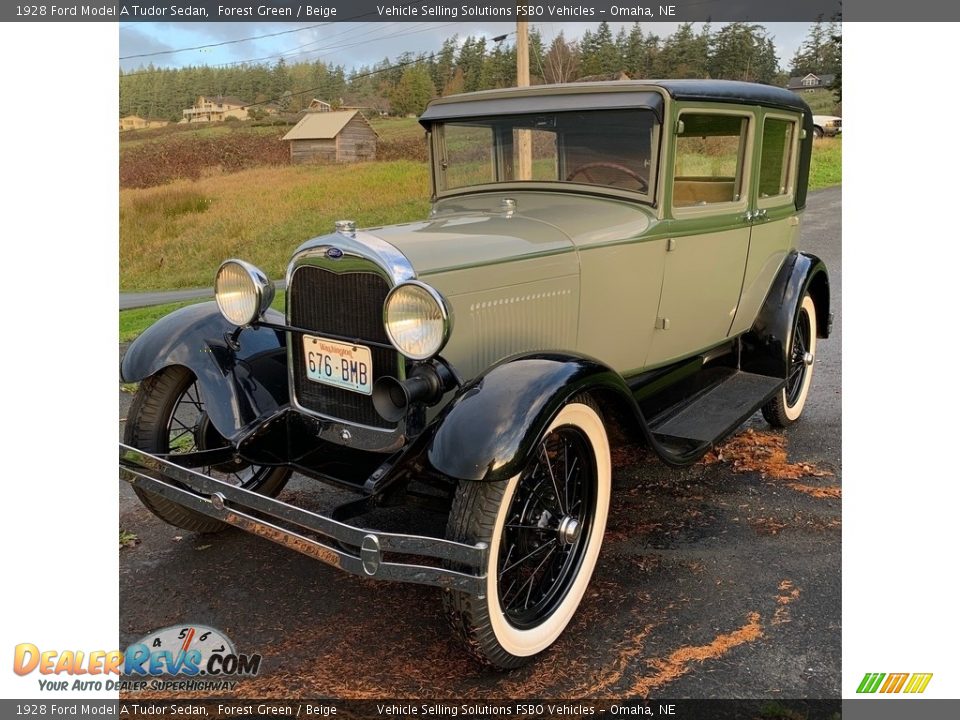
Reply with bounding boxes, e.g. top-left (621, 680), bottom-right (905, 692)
top-left (649, 371), bottom-right (784, 445)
